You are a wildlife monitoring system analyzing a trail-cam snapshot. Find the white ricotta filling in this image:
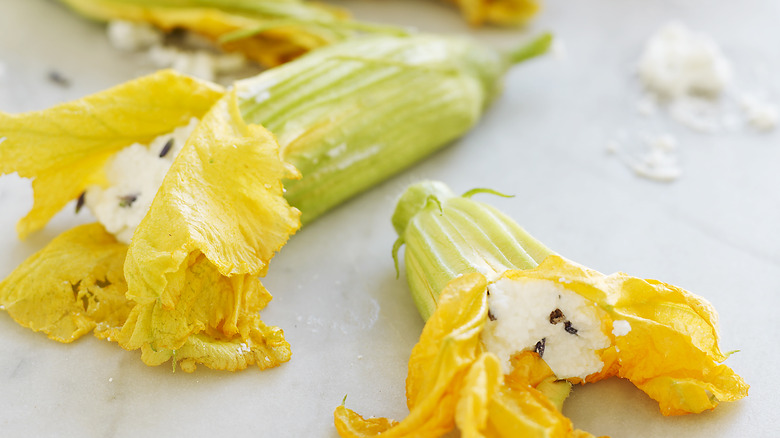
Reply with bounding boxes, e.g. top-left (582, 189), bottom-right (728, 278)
top-left (481, 277), bottom-right (610, 380)
top-left (84, 118), bottom-right (199, 244)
